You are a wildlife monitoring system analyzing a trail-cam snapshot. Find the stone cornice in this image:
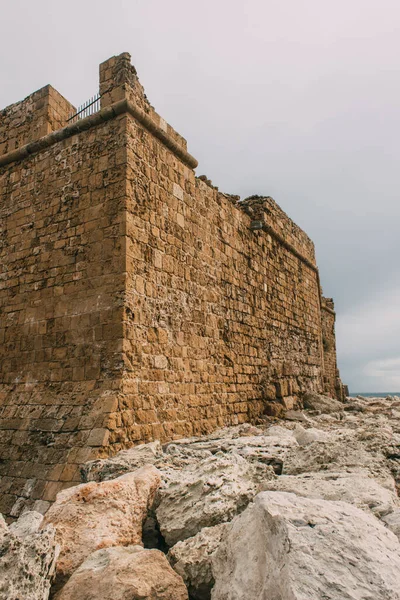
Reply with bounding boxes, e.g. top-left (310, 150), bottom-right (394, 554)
top-left (0, 98), bottom-right (198, 170)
